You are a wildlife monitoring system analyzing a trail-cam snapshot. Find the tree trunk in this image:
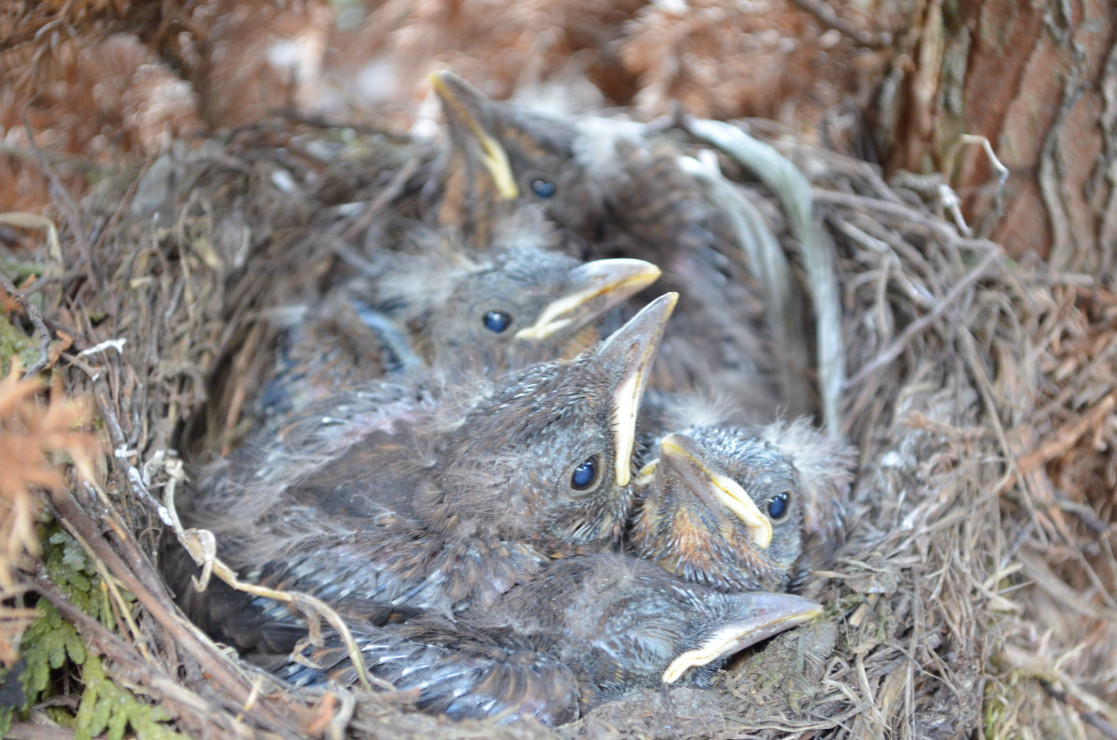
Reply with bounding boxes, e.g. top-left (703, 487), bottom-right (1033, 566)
top-left (885, 0), bottom-right (1117, 270)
